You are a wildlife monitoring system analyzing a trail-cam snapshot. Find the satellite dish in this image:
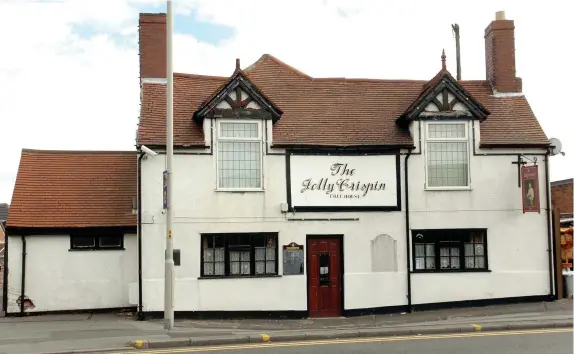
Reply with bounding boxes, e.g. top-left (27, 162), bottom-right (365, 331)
top-left (549, 138), bottom-right (563, 156)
